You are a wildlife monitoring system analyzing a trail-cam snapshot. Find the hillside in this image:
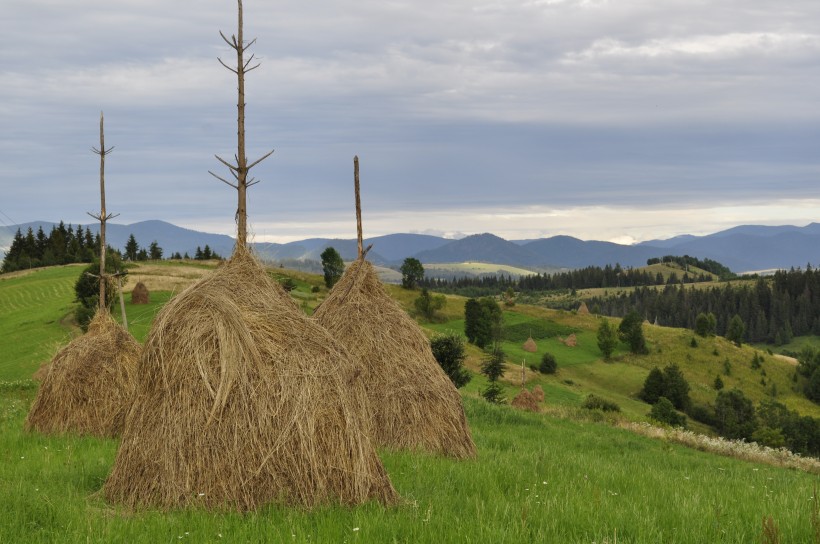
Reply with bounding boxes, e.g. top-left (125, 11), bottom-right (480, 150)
top-left (3, 261), bottom-right (820, 541)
